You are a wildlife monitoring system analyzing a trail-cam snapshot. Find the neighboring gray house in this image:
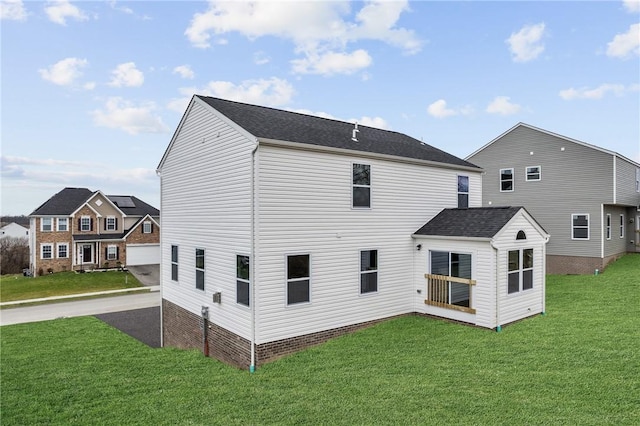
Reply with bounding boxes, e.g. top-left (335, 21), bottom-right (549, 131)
top-left (157, 96), bottom-right (549, 370)
top-left (467, 123), bottom-right (640, 275)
